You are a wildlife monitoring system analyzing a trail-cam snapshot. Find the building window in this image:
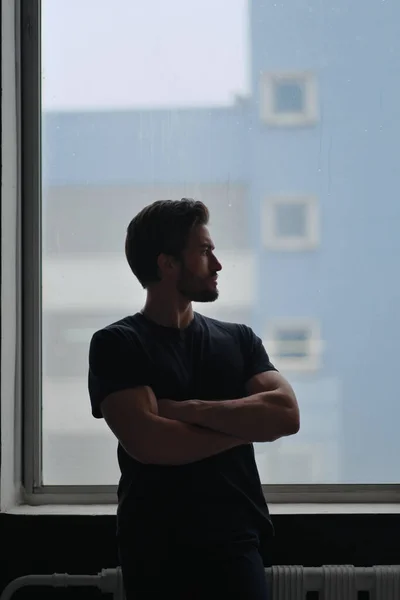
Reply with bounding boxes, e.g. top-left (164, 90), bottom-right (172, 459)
top-left (260, 72), bottom-right (318, 126)
top-left (265, 319), bottom-right (322, 372)
top-left (262, 195), bottom-right (319, 250)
